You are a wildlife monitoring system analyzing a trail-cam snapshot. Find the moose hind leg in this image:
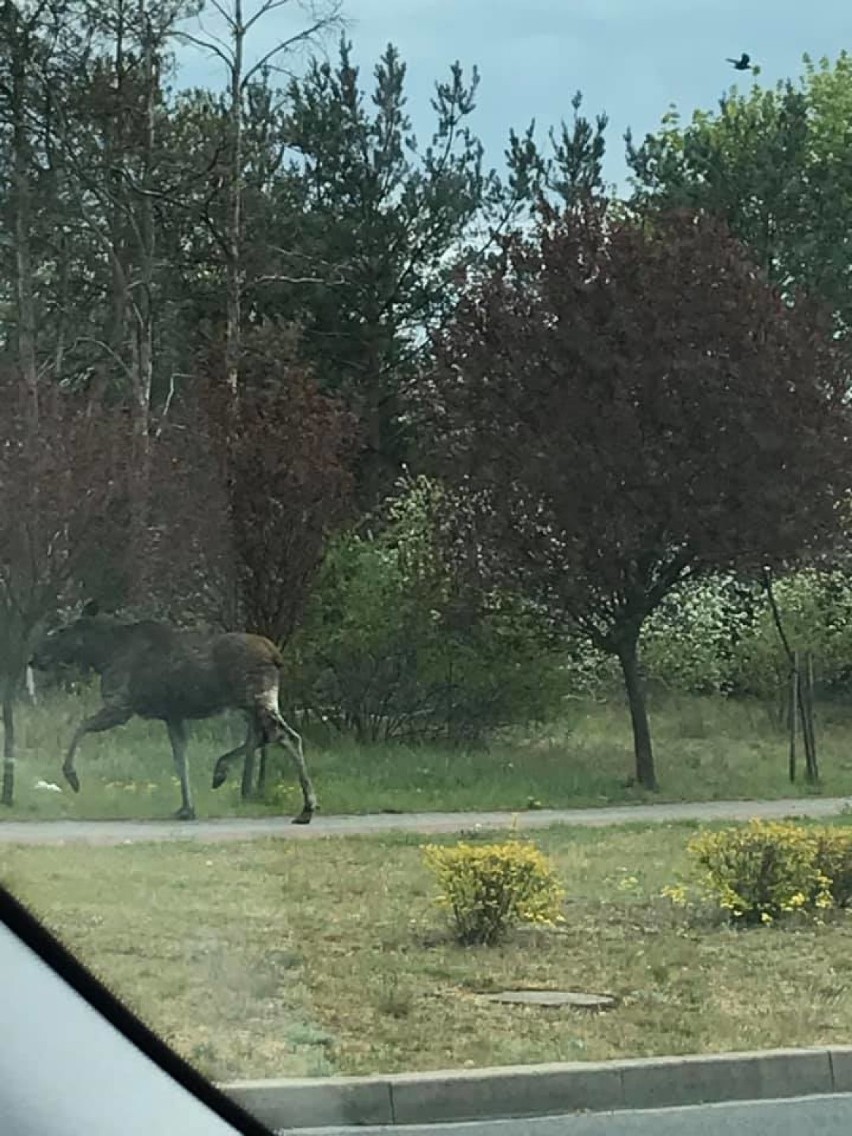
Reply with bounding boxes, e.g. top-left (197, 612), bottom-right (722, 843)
top-left (211, 720), bottom-right (256, 790)
top-left (271, 715), bottom-right (317, 824)
top-left (63, 704), bottom-right (132, 792)
top-left (166, 719), bottom-right (195, 821)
